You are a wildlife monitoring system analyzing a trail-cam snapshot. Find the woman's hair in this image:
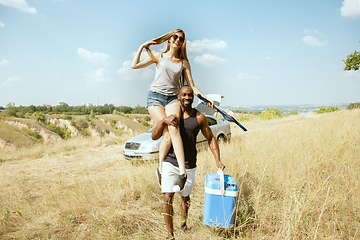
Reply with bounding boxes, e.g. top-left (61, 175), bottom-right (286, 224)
top-left (145, 29), bottom-right (188, 64)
